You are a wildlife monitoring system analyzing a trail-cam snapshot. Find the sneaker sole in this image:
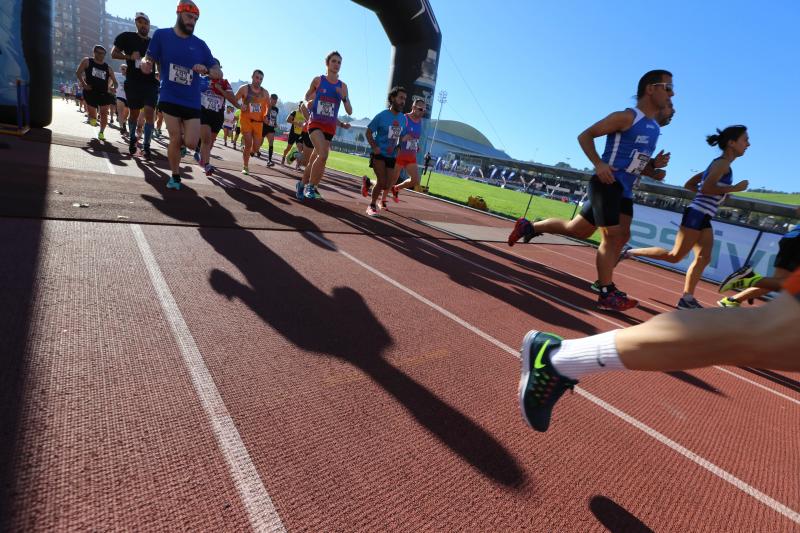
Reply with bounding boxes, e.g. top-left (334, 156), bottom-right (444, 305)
top-left (597, 301), bottom-right (639, 311)
top-left (719, 265), bottom-right (754, 293)
top-left (518, 329), bottom-right (541, 430)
